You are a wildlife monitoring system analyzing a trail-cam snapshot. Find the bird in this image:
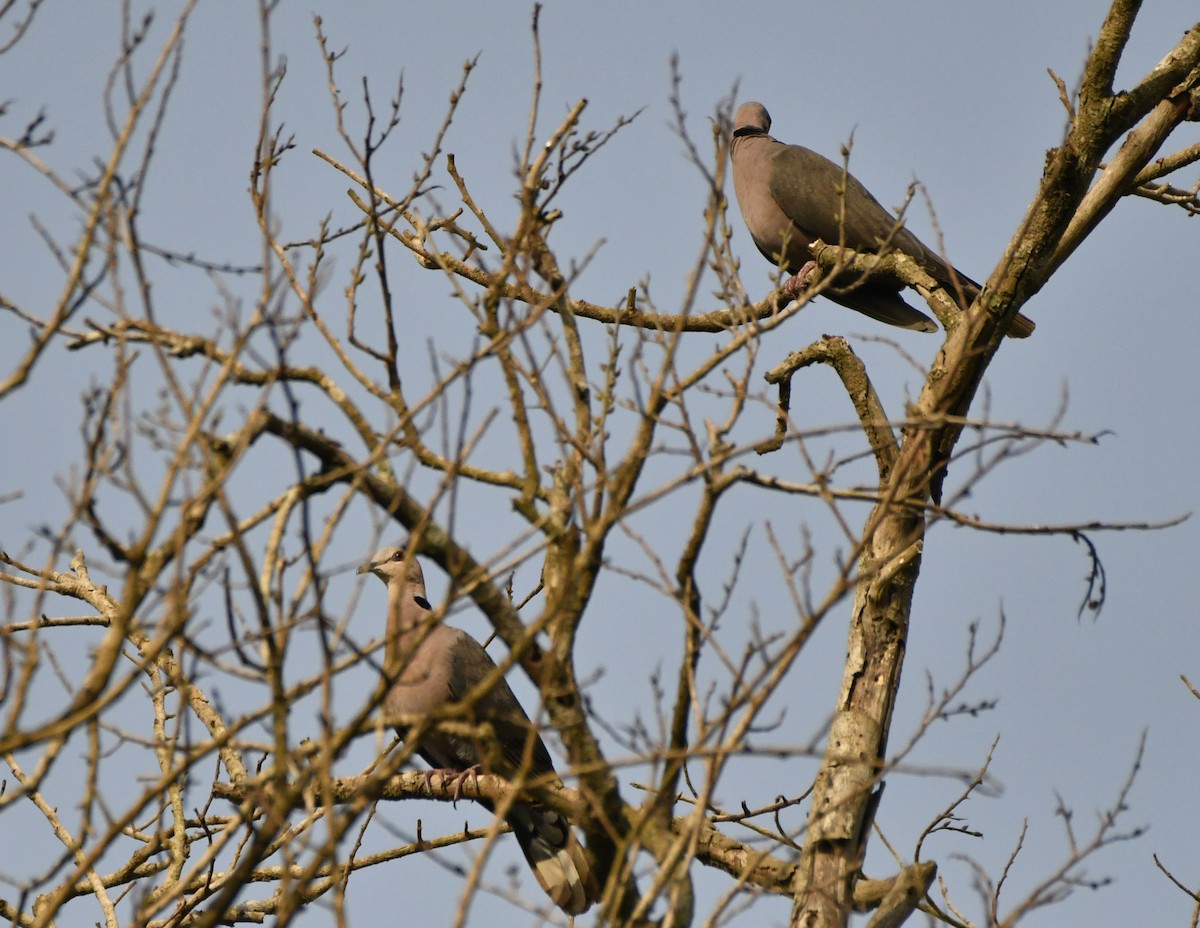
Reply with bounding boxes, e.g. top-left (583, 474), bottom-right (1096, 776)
top-left (357, 545), bottom-right (594, 915)
top-left (730, 101), bottom-right (1035, 338)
